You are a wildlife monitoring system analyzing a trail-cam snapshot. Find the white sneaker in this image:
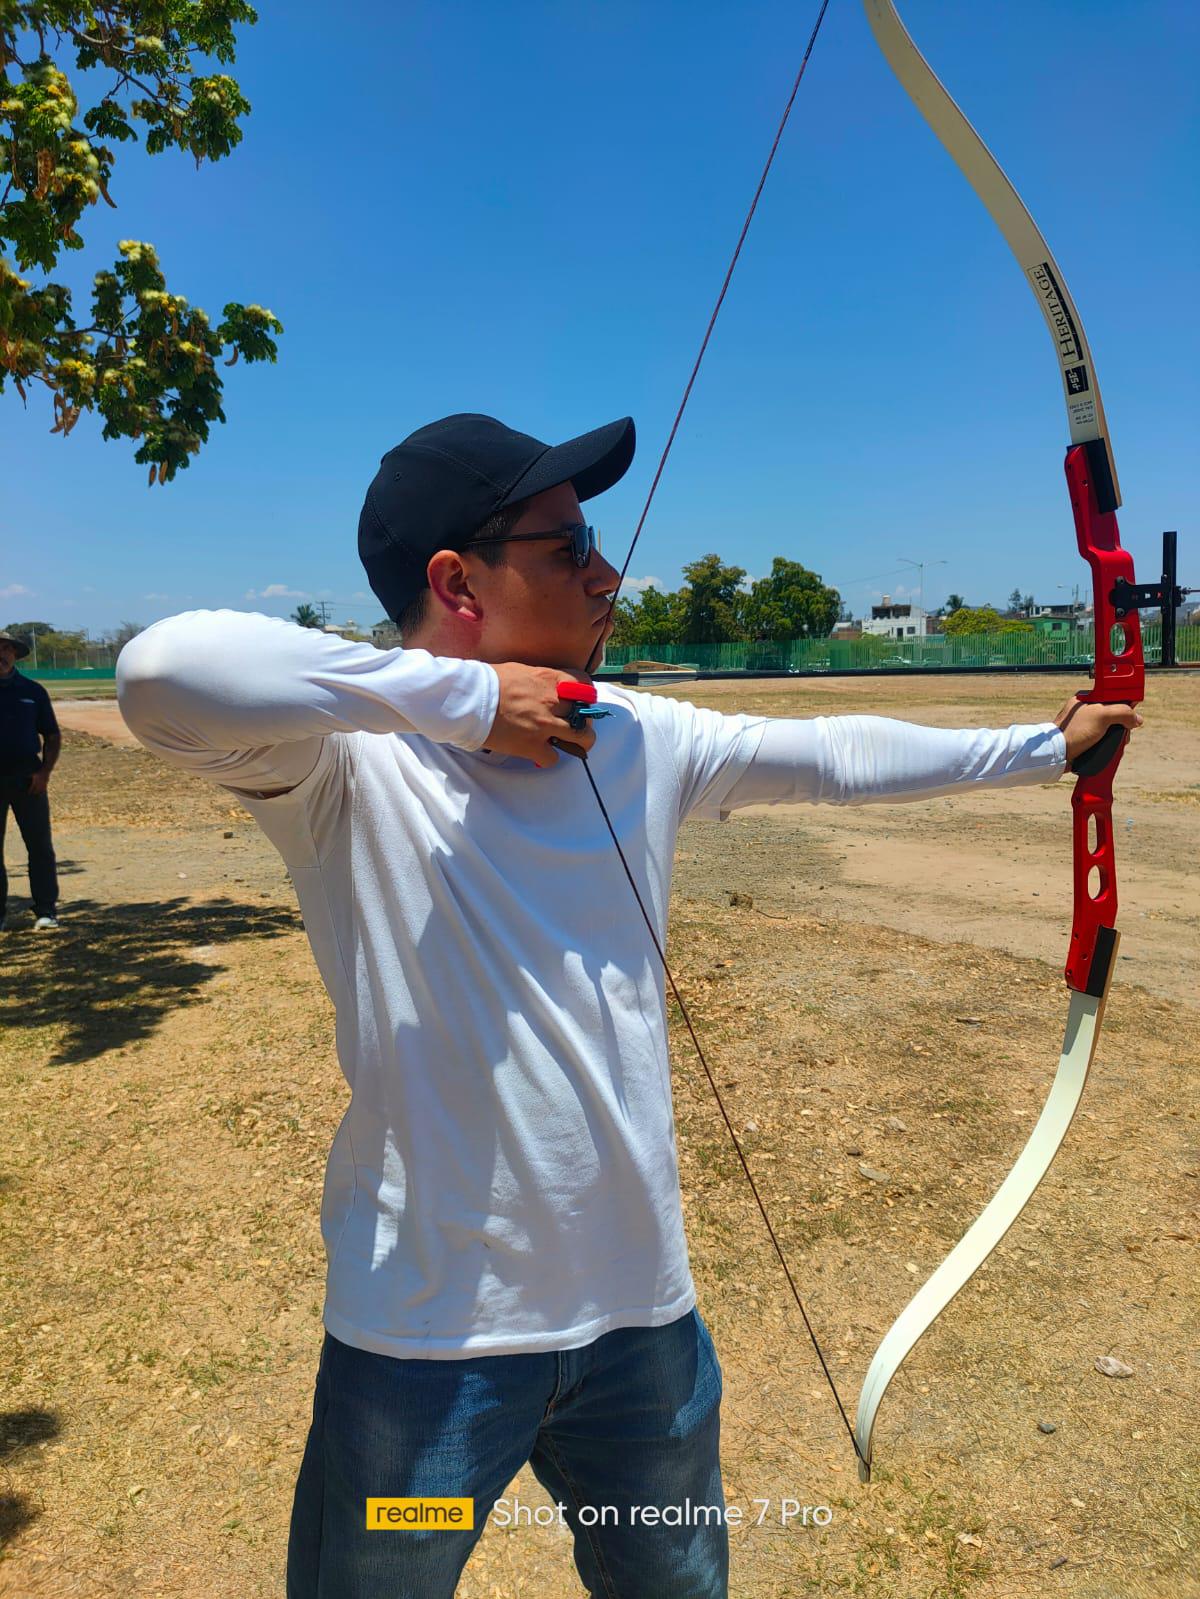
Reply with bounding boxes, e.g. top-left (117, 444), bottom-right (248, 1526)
top-left (33, 915), bottom-right (59, 930)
